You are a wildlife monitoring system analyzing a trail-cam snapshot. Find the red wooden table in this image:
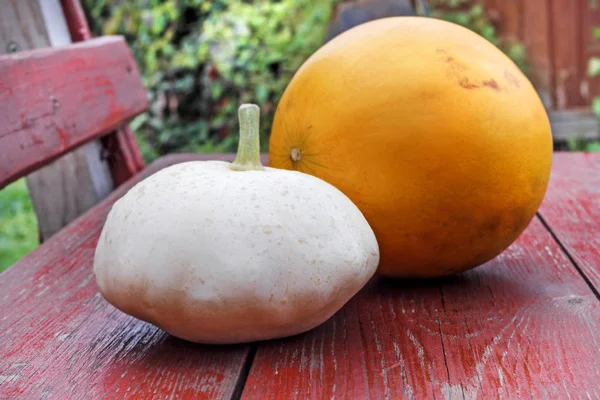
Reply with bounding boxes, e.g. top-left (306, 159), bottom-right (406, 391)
top-left (1, 151), bottom-right (599, 399)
